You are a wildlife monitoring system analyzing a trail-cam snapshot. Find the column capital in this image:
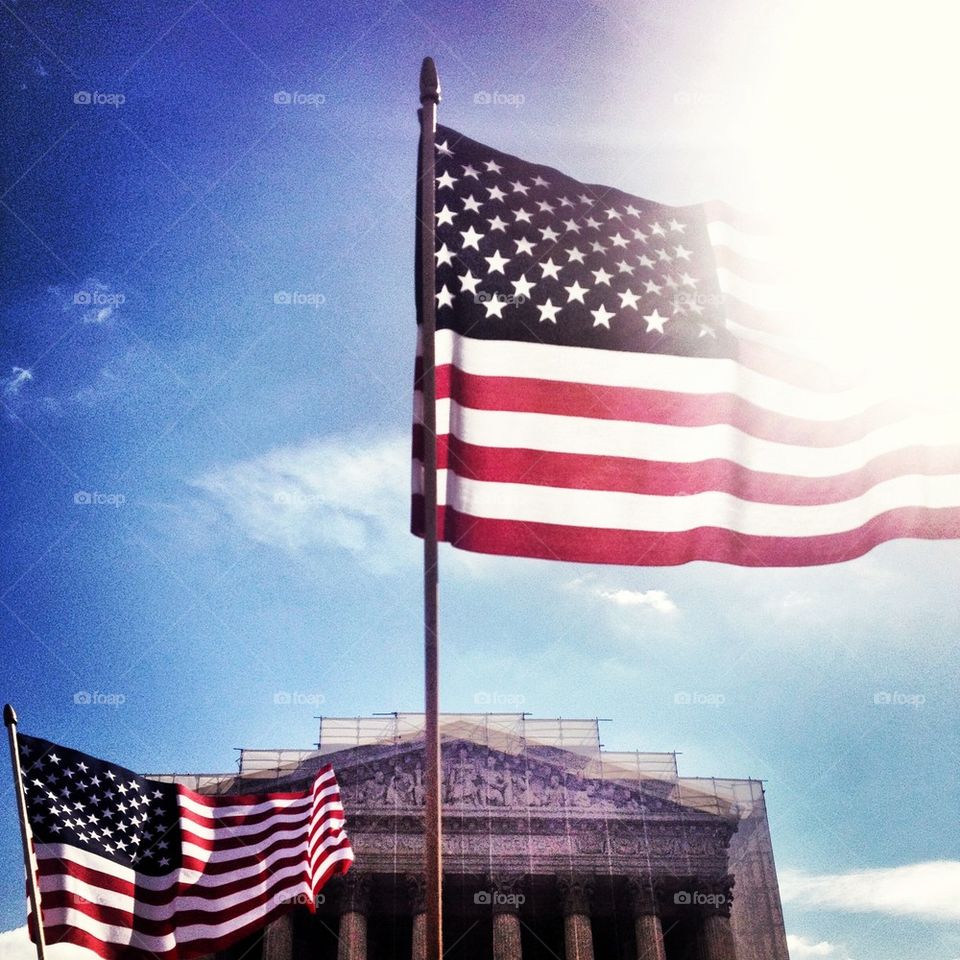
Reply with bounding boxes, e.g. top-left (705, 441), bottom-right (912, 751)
top-left (339, 871), bottom-right (372, 915)
top-left (626, 876), bottom-right (662, 917)
top-left (699, 875), bottom-right (735, 918)
top-left (557, 875), bottom-right (594, 916)
top-left (405, 873), bottom-right (427, 914)
top-left (486, 873), bottom-right (526, 914)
